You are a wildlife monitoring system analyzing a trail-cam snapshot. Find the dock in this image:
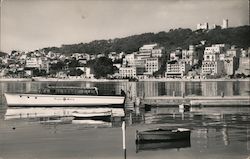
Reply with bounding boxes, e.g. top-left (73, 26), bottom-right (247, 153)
top-left (141, 96), bottom-right (250, 107)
